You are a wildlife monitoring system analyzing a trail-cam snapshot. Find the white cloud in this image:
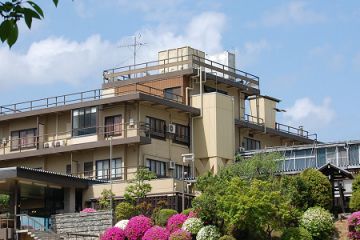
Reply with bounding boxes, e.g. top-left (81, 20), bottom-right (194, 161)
top-left (260, 1), bottom-right (326, 27)
top-left (282, 97), bottom-right (335, 130)
top-left (0, 11), bottom-right (226, 89)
